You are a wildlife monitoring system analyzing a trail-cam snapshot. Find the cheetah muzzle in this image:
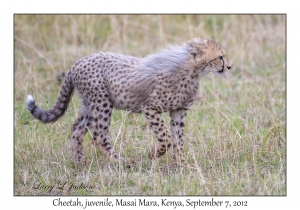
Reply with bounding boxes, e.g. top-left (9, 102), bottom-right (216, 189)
top-left (26, 37), bottom-right (231, 168)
